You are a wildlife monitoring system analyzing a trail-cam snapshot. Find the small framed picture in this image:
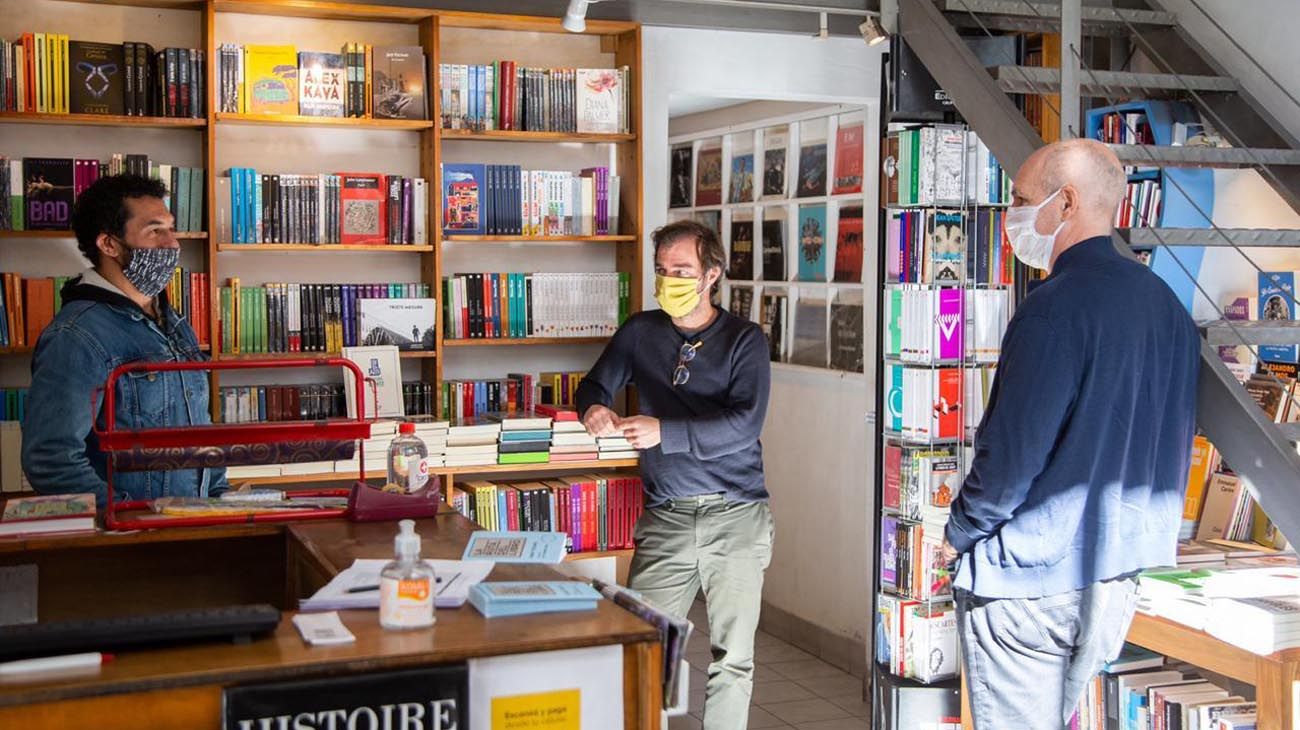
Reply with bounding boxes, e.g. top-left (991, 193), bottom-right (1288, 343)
top-left (341, 345), bottom-right (404, 419)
